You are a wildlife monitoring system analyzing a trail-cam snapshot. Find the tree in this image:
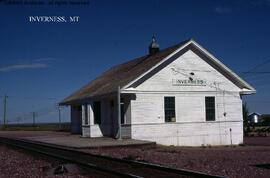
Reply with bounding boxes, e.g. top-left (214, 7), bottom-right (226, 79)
top-left (242, 102), bottom-right (250, 135)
